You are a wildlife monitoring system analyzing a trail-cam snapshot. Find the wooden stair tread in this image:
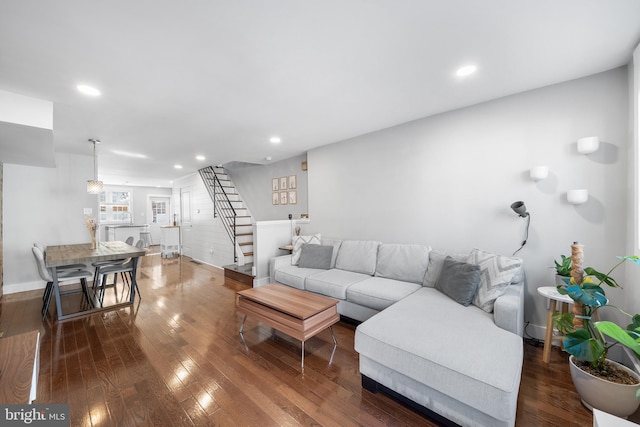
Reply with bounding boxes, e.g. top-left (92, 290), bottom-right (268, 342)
top-left (200, 166), bottom-right (255, 264)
